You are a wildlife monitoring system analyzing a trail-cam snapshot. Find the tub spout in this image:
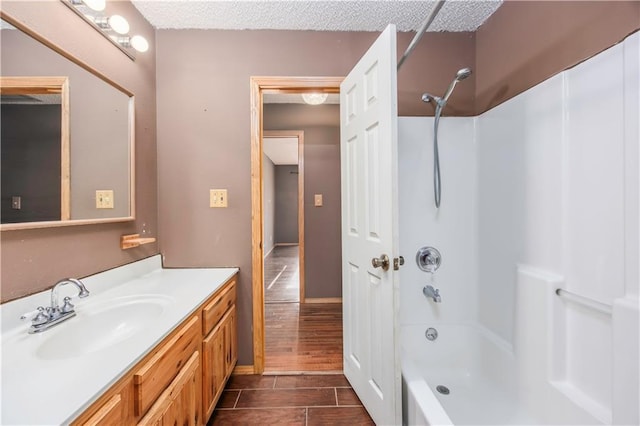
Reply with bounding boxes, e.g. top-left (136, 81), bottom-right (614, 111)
top-left (423, 285), bottom-right (441, 303)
